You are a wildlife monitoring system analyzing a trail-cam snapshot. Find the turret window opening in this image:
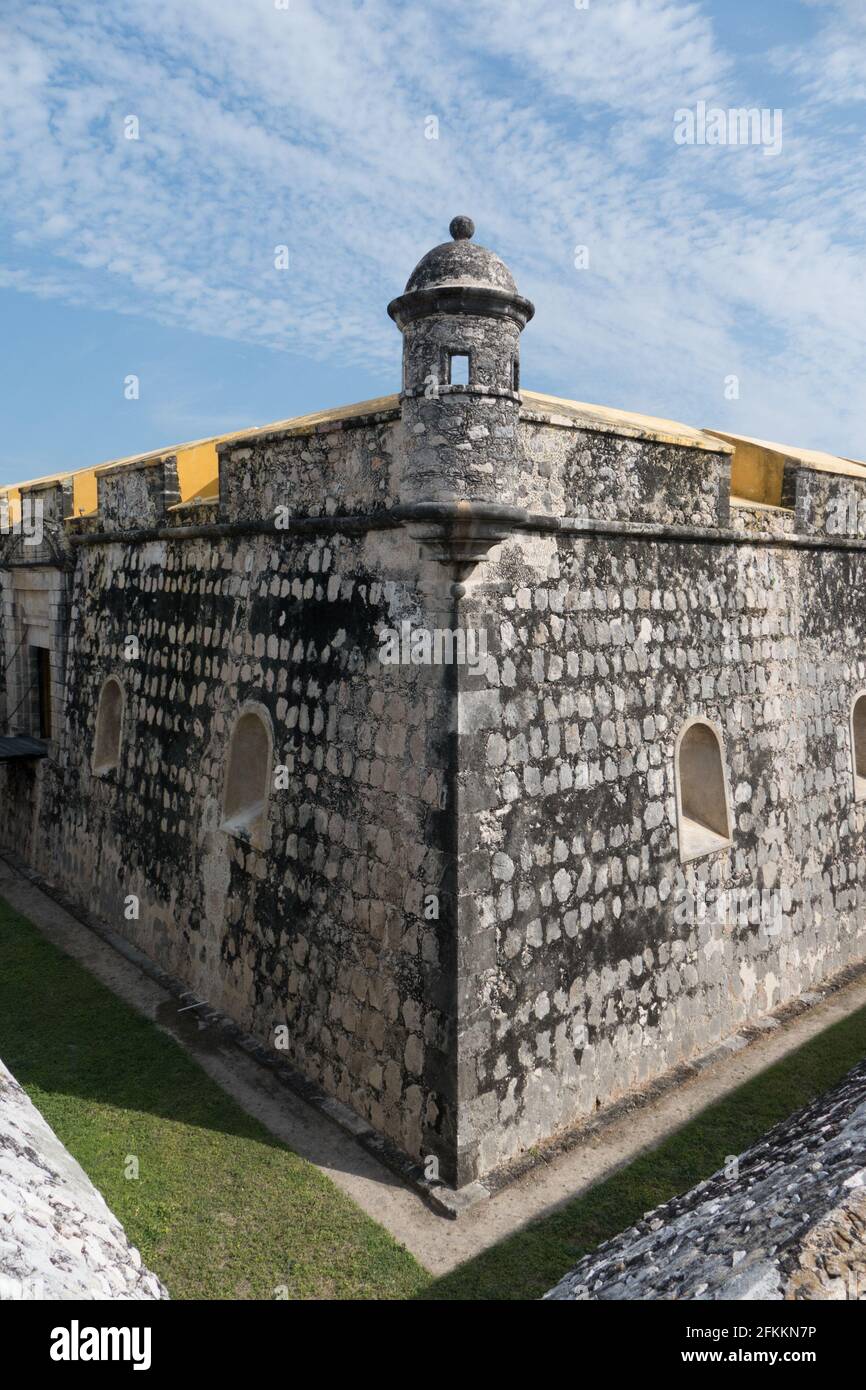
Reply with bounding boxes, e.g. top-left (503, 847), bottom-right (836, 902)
top-left (448, 352), bottom-right (470, 386)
